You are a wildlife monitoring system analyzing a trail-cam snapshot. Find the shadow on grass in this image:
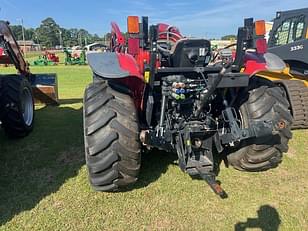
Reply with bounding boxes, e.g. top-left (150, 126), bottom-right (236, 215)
top-left (59, 98), bottom-right (84, 104)
top-left (0, 104), bottom-right (84, 226)
top-left (234, 205), bottom-right (281, 231)
top-left (133, 148), bottom-right (225, 193)
top-left (0, 101), bottom-right (178, 225)
top-left (132, 150), bottom-right (178, 190)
